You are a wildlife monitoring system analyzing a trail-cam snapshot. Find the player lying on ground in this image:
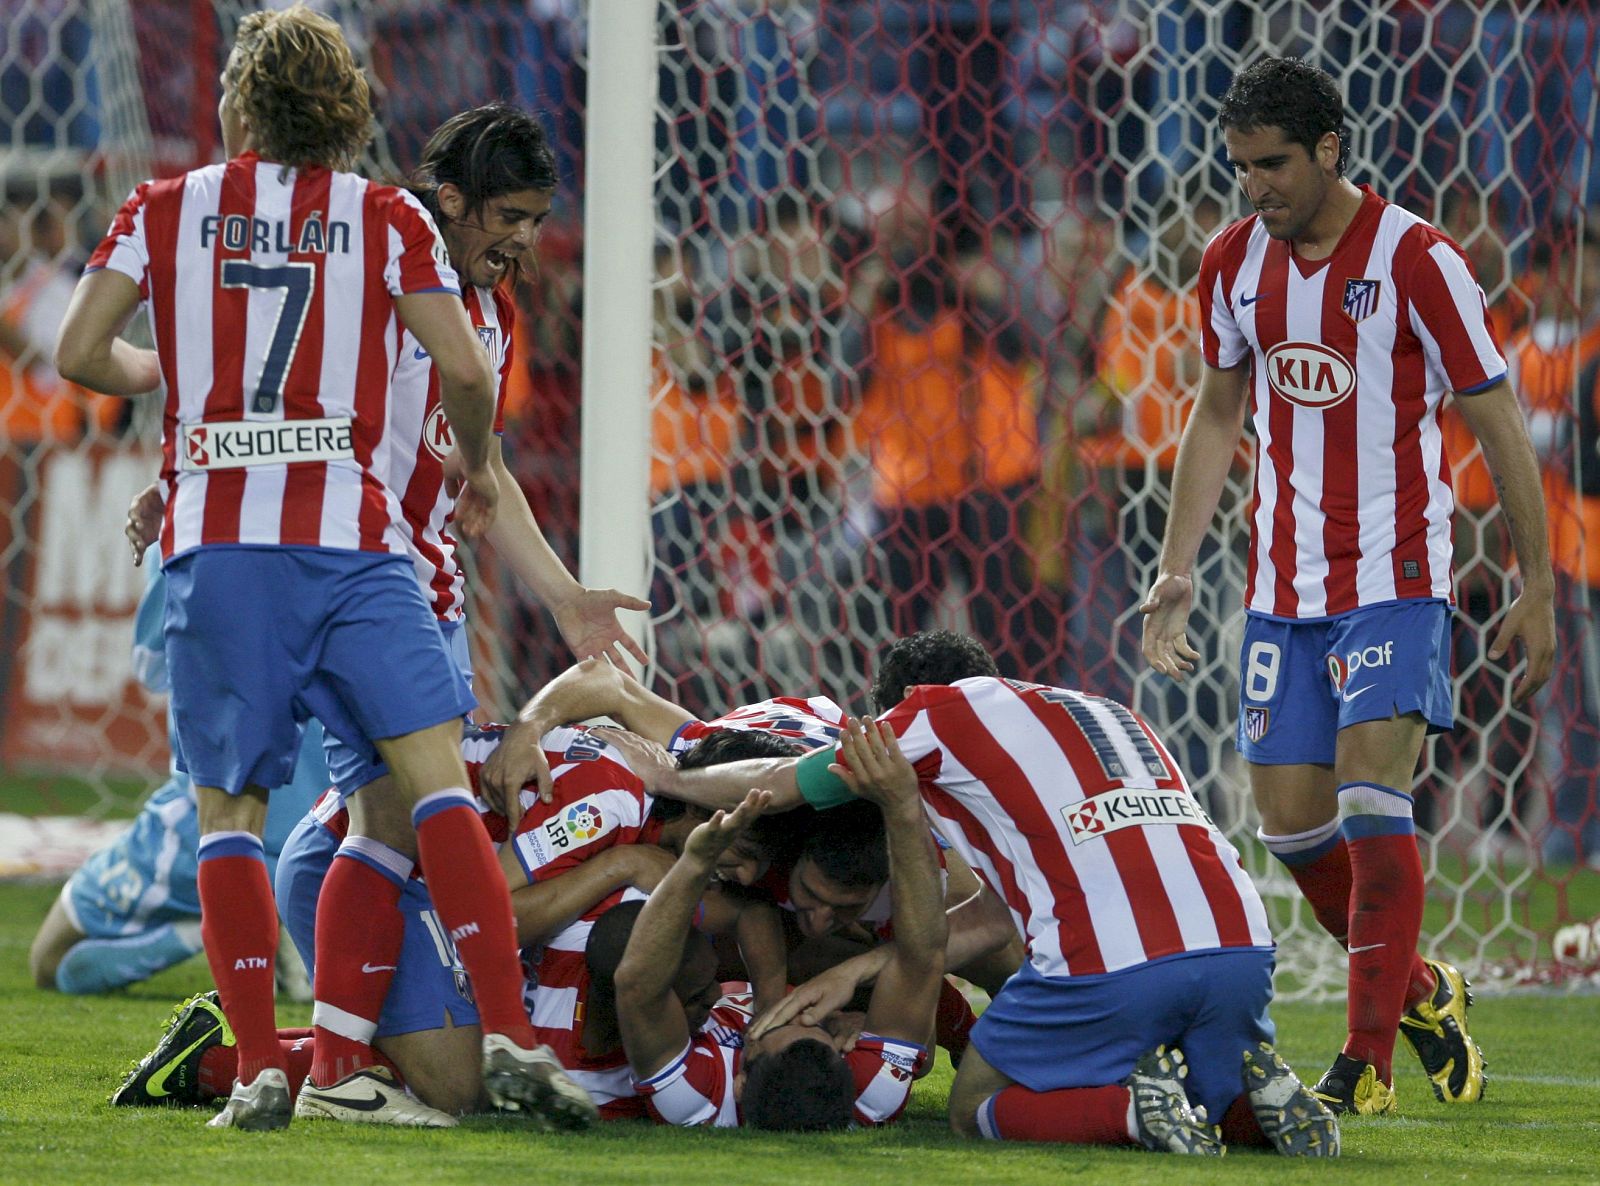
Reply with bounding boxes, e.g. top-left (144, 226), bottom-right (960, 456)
top-left (30, 566), bottom-right (327, 996)
top-left (617, 742), bottom-right (945, 1132)
top-left (634, 631), bottom-right (1339, 1155)
top-left (481, 656), bottom-right (1027, 1063)
top-left (110, 726), bottom-right (791, 1124)
top-left (1138, 56), bottom-right (1548, 1115)
top-left (58, 5), bottom-right (573, 1131)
